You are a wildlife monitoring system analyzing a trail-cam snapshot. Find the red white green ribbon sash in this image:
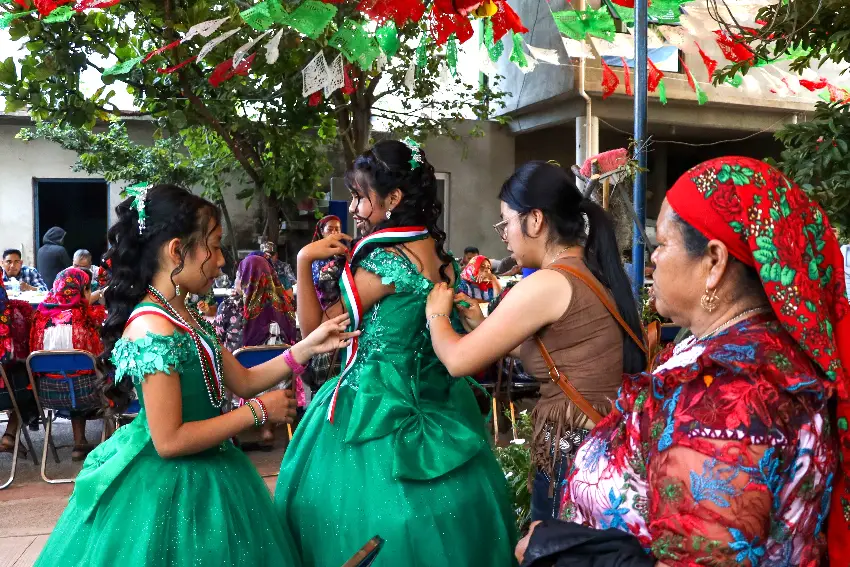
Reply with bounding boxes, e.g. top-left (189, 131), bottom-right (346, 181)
top-left (126, 305), bottom-right (223, 394)
top-left (327, 226), bottom-right (429, 423)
